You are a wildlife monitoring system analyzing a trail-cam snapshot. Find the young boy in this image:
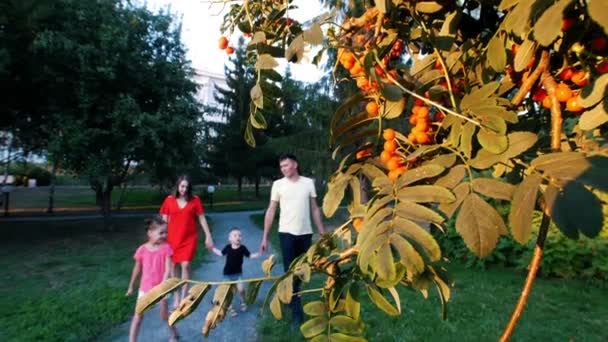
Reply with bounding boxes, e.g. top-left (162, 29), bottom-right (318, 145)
top-left (212, 227), bottom-right (260, 316)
